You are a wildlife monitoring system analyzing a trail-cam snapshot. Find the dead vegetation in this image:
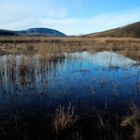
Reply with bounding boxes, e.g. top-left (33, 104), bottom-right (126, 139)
top-left (52, 103), bottom-right (78, 134)
top-left (0, 36), bottom-right (140, 61)
top-left (121, 104), bottom-right (140, 140)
